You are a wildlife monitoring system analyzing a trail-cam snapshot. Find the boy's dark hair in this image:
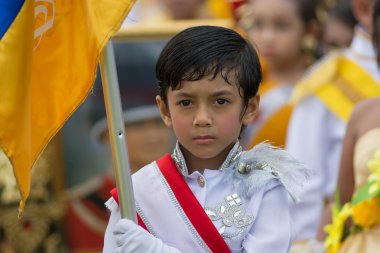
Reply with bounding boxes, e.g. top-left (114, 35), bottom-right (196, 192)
top-left (156, 25), bottom-right (262, 114)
